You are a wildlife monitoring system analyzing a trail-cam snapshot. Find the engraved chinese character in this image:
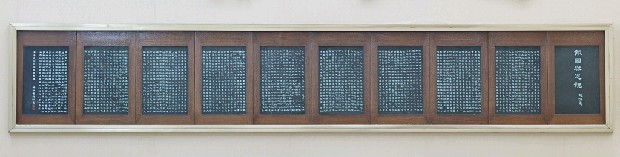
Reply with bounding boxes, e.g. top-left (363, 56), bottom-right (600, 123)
top-left (574, 65), bottom-right (582, 71)
top-left (573, 82), bottom-right (582, 88)
top-left (574, 50), bottom-right (582, 56)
